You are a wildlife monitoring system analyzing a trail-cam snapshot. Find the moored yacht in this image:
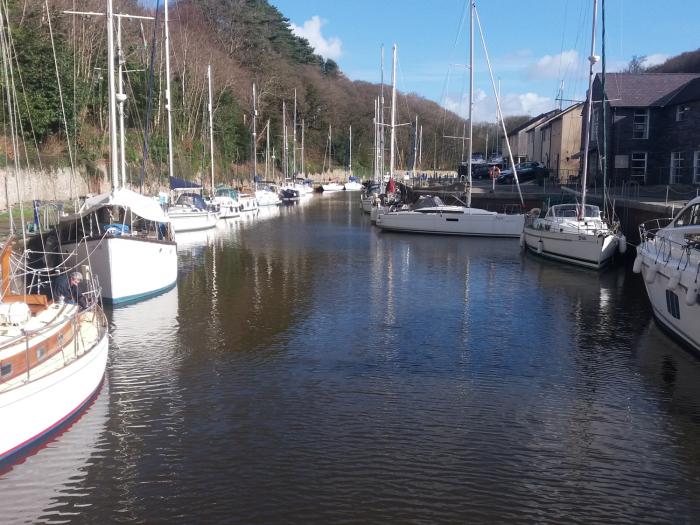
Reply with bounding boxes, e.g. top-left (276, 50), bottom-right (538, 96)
top-left (634, 197), bottom-right (700, 353)
top-left (168, 191), bottom-right (219, 233)
top-left (211, 186), bottom-right (241, 219)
